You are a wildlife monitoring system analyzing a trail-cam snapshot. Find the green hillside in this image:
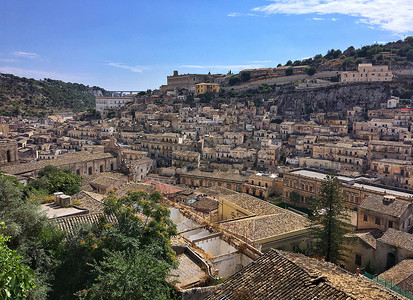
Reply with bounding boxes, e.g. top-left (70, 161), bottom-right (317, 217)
top-left (0, 73), bottom-right (107, 117)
